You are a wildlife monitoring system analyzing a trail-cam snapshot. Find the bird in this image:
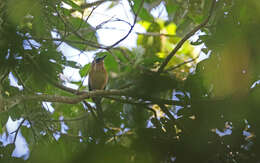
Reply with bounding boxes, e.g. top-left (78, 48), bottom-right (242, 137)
top-left (88, 55), bottom-right (108, 119)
